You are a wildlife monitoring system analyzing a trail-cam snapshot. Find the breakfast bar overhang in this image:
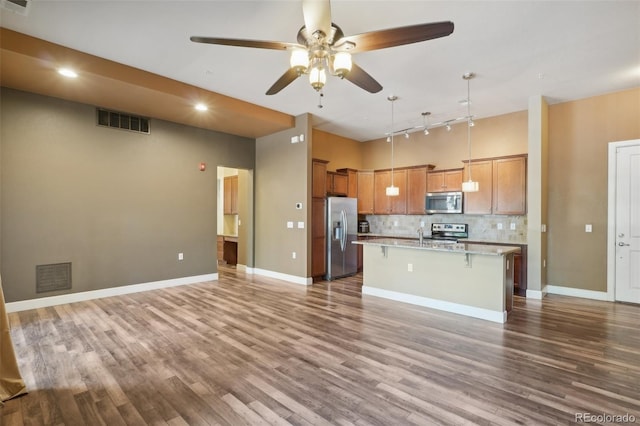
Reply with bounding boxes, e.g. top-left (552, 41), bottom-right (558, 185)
top-left (354, 239), bottom-right (521, 323)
